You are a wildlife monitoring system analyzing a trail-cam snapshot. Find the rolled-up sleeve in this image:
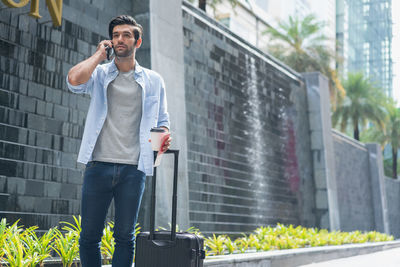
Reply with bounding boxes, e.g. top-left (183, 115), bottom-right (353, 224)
top-left (66, 67), bottom-right (98, 95)
top-left (157, 76), bottom-right (170, 130)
